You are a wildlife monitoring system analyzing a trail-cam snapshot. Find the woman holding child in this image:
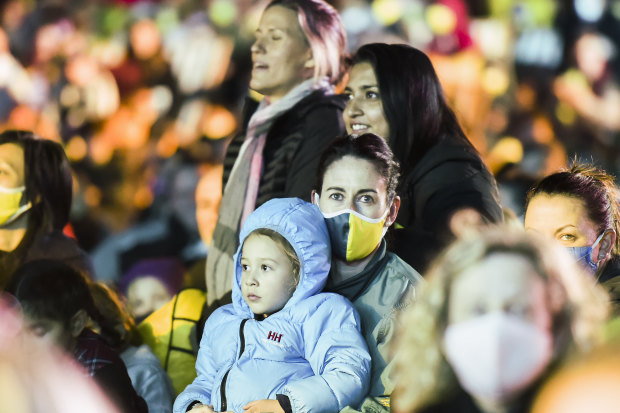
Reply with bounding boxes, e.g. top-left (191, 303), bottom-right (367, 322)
top-left (312, 133), bottom-right (423, 410)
